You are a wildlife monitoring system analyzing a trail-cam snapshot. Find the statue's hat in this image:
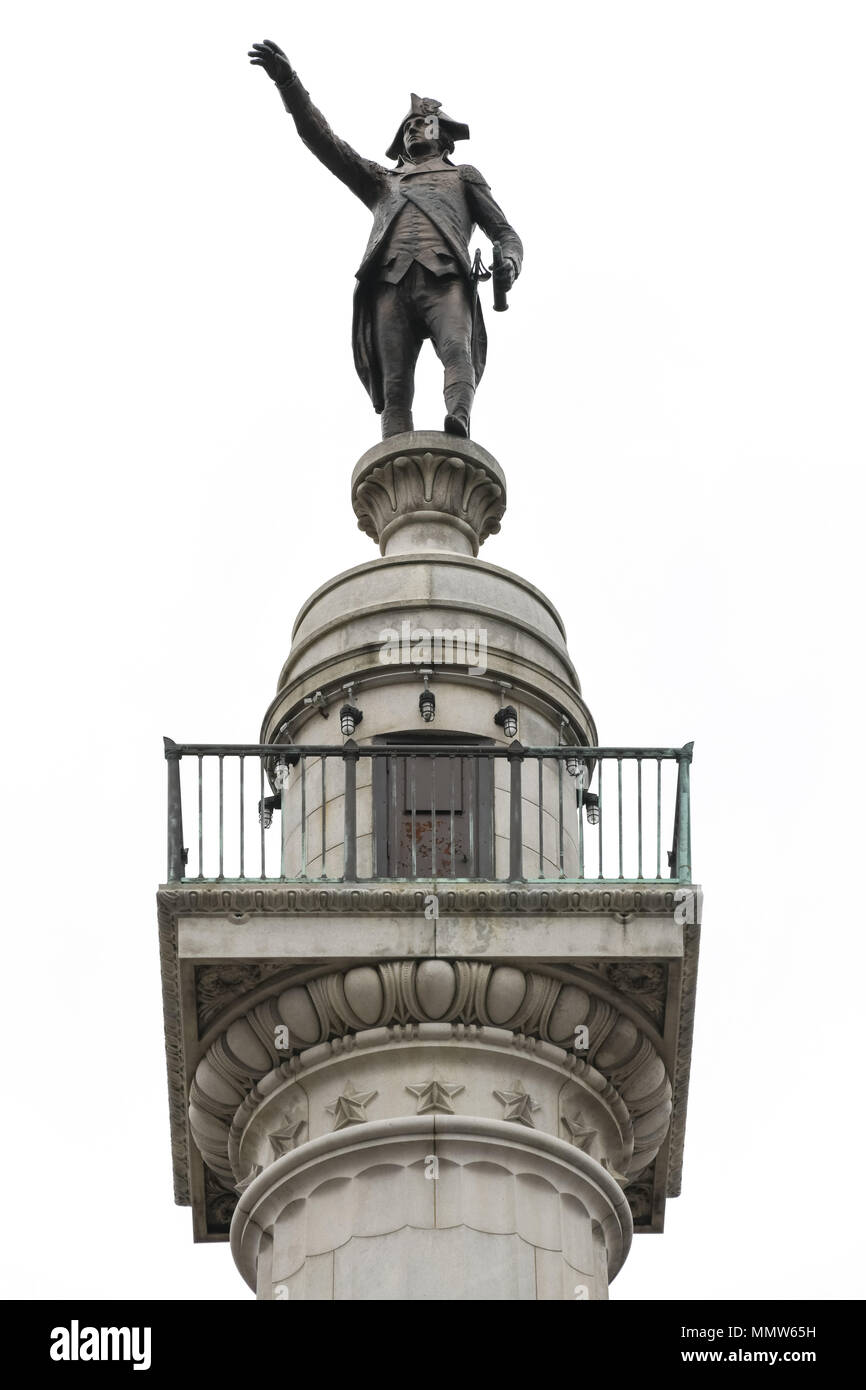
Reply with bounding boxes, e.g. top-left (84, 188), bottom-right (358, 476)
top-left (386, 93), bottom-right (470, 161)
